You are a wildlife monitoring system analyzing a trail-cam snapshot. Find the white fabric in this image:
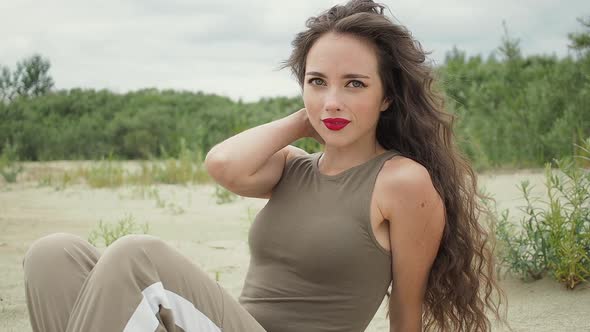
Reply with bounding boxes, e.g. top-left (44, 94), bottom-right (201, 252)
top-left (123, 281), bottom-right (222, 332)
